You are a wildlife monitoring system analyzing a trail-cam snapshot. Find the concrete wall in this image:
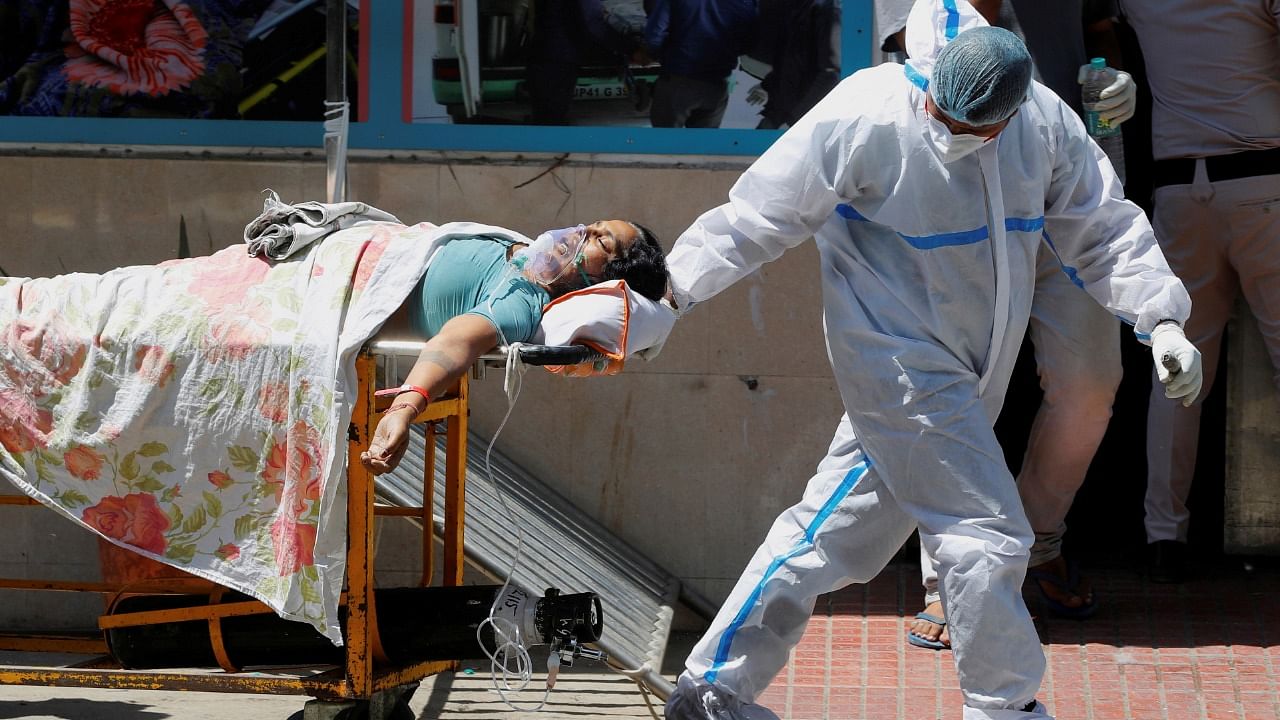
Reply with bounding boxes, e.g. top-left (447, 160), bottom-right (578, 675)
top-left (0, 150), bottom-right (843, 628)
top-left (1225, 300), bottom-right (1280, 554)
